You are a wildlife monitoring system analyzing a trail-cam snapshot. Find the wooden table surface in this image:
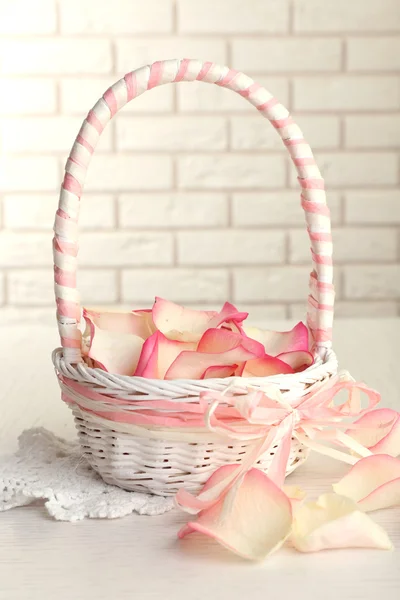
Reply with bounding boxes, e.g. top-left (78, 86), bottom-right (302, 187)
top-left (1, 319), bottom-right (400, 600)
